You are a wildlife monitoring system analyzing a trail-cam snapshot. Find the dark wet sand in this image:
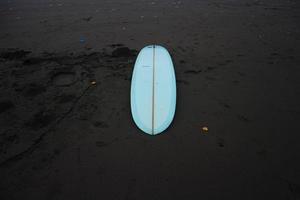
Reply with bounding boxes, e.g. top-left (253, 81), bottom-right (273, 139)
top-left (0, 0), bottom-right (300, 199)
